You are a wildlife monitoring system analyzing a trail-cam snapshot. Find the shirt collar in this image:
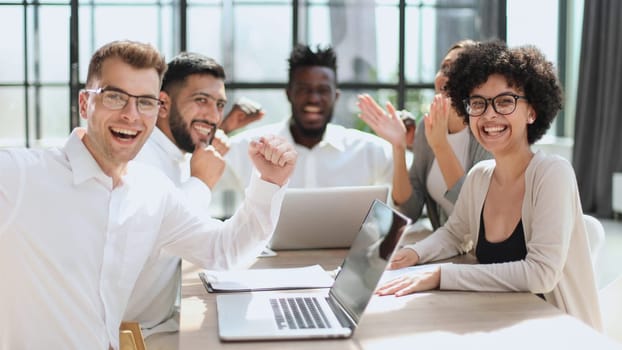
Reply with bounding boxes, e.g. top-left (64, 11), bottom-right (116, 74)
top-left (285, 120), bottom-right (346, 152)
top-left (318, 123), bottom-right (346, 152)
top-left (63, 127), bottom-right (113, 187)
